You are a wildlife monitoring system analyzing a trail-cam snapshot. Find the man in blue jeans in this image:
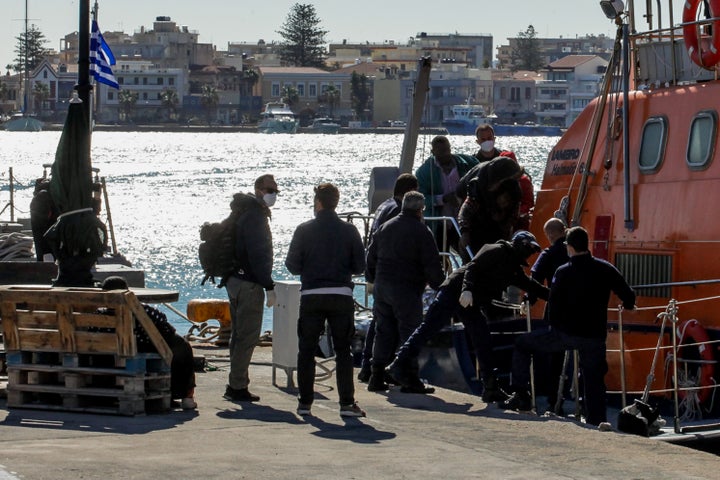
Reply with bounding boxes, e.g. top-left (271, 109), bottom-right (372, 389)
top-left (502, 226), bottom-right (635, 426)
top-left (285, 183), bottom-right (367, 418)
